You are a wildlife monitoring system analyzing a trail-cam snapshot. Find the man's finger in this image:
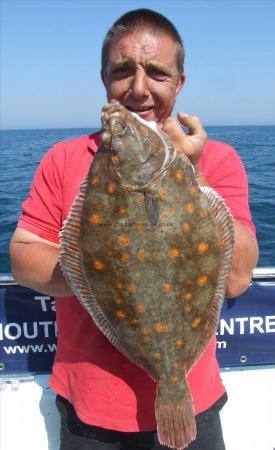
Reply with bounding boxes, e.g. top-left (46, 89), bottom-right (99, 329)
top-left (161, 117), bottom-right (187, 149)
top-left (177, 112), bottom-right (206, 138)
